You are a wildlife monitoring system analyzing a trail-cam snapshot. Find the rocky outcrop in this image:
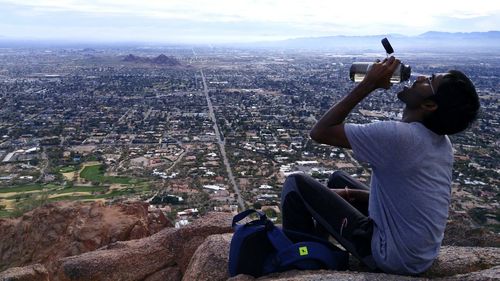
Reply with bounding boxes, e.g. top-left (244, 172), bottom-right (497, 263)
top-left (440, 265), bottom-right (500, 280)
top-left (0, 201), bottom-right (171, 279)
top-left (226, 266), bottom-right (500, 281)
top-left (1, 209), bottom-right (499, 281)
top-left (187, 233), bottom-right (500, 281)
top-left (0, 263), bottom-right (49, 281)
top-left (57, 212), bottom-right (233, 281)
top-left (227, 270), bottom-right (423, 281)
